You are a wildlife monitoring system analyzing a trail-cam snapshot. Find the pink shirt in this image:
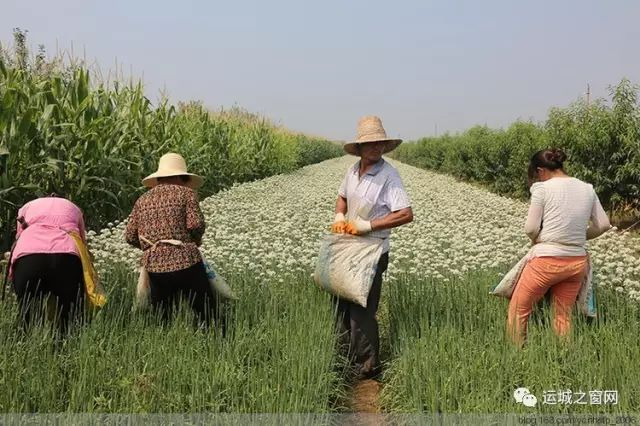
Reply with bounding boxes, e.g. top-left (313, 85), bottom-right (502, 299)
top-left (10, 197), bottom-right (86, 266)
